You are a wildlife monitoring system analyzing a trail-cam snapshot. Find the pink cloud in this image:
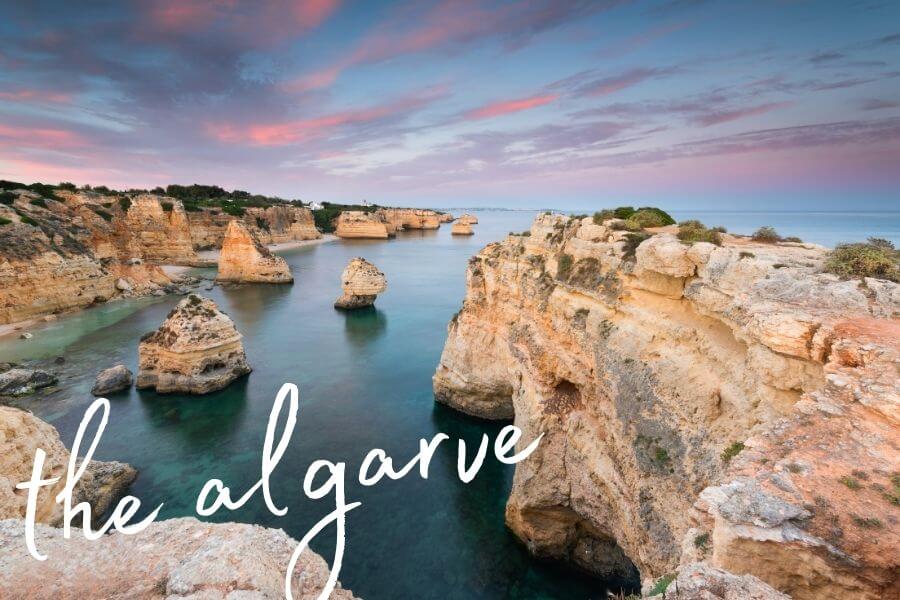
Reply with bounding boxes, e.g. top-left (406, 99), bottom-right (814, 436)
top-left (464, 93), bottom-right (559, 120)
top-left (0, 124), bottom-right (84, 148)
top-left (0, 89), bottom-right (71, 104)
top-left (693, 101), bottom-right (792, 127)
